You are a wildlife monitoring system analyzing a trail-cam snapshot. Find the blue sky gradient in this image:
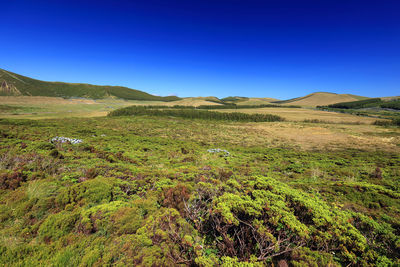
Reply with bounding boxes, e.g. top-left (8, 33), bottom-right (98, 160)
top-left (1, 0), bottom-right (399, 99)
